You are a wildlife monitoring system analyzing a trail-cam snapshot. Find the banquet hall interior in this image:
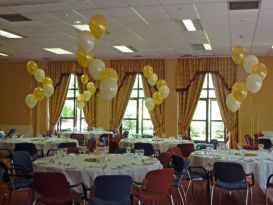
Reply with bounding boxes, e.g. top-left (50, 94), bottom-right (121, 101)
top-left (1, 0), bottom-right (273, 205)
